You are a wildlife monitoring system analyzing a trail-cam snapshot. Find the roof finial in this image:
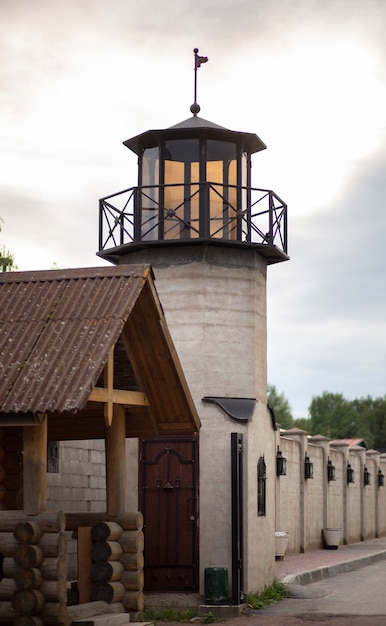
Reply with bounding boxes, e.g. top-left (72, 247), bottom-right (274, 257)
top-left (190, 48), bottom-right (208, 116)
